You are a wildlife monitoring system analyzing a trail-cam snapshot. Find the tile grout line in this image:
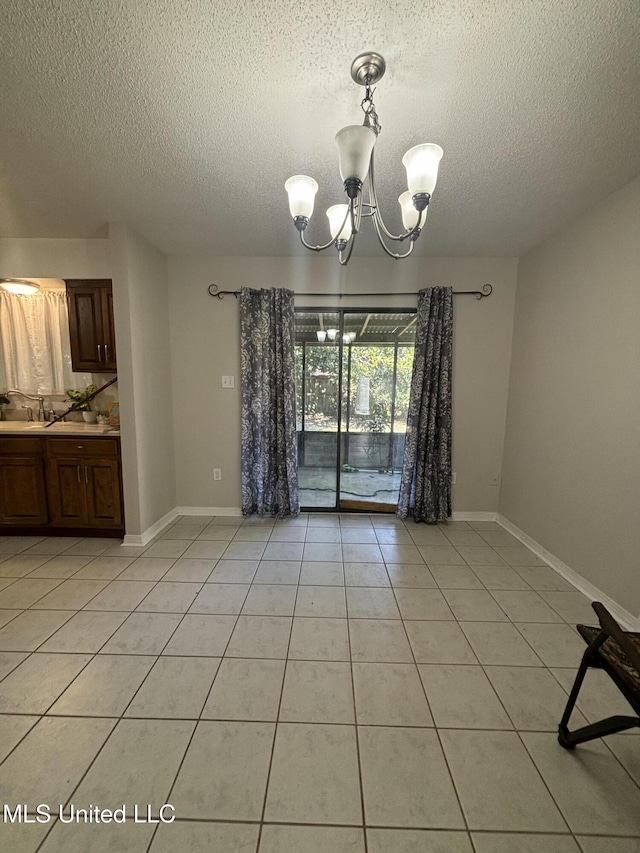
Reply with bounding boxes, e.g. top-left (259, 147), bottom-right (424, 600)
top-left (0, 609), bottom-right (113, 769)
top-left (471, 660), bottom-right (579, 841)
top-left (384, 558), bottom-right (476, 851)
top-left (144, 563), bottom-right (258, 851)
top-left (540, 666), bottom-right (640, 795)
top-left (345, 595), bottom-right (369, 850)
top-left (434, 540), bottom-right (577, 841)
top-left (5, 709), bottom-right (632, 736)
top-left (399, 539), bottom-right (604, 847)
top-left (30, 516), bottom-right (229, 853)
top-left (408, 541), bottom-right (584, 842)
top-left (0, 540), bottom-right (196, 770)
top-left (32, 712), bottom-right (123, 851)
top-left (0, 517), bottom-right (637, 848)
top-left (192, 576), bottom-right (256, 718)
top-left (515, 728), bottom-right (579, 841)
top-left (255, 562), bottom-right (302, 850)
top-left (117, 556), bottom-right (255, 718)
